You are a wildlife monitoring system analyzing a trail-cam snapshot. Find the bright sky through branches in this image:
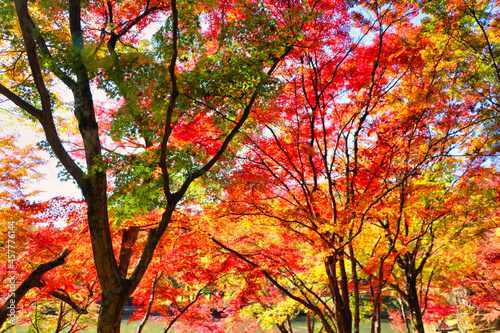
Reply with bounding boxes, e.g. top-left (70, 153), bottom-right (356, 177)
top-left (0, 108), bottom-right (82, 201)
